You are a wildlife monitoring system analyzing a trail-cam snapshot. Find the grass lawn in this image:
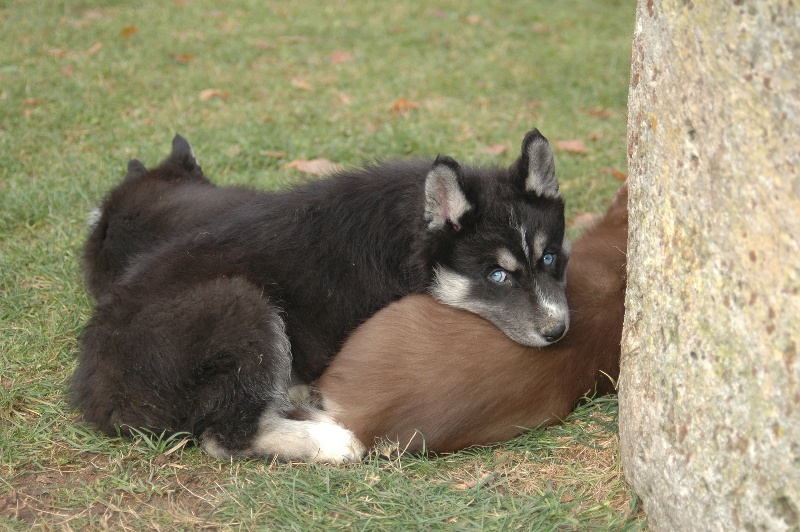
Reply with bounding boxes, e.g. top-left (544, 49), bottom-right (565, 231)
top-left (0, 0), bottom-right (642, 528)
